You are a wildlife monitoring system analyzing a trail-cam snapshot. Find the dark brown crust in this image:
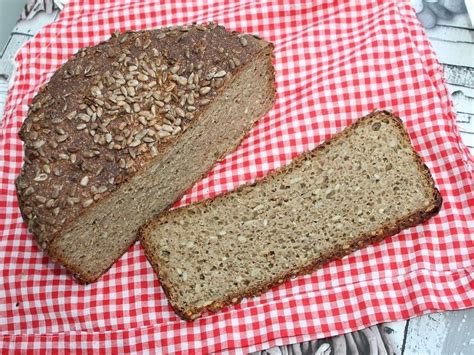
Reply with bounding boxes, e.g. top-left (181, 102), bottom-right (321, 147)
top-left (15, 23), bottom-right (275, 282)
top-left (48, 46), bottom-right (276, 284)
top-left (16, 23), bottom-right (272, 251)
top-left (139, 110), bottom-right (443, 321)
